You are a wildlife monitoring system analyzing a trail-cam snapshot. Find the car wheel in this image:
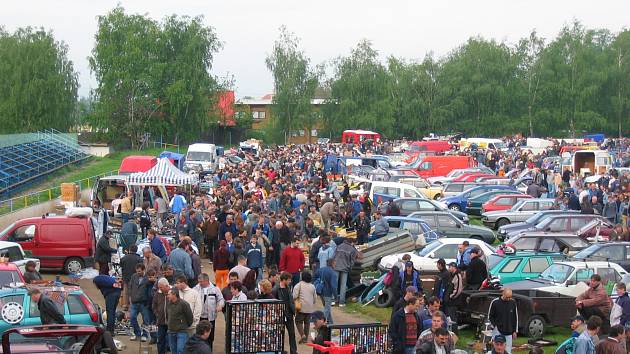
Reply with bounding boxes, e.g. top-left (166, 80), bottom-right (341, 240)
top-left (433, 194), bottom-right (441, 200)
top-left (374, 288), bottom-right (396, 308)
top-left (64, 257), bottom-right (85, 274)
top-left (448, 204), bottom-right (461, 211)
top-left (496, 218), bottom-right (510, 228)
top-left (526, 315), bottom-right (545, 340)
